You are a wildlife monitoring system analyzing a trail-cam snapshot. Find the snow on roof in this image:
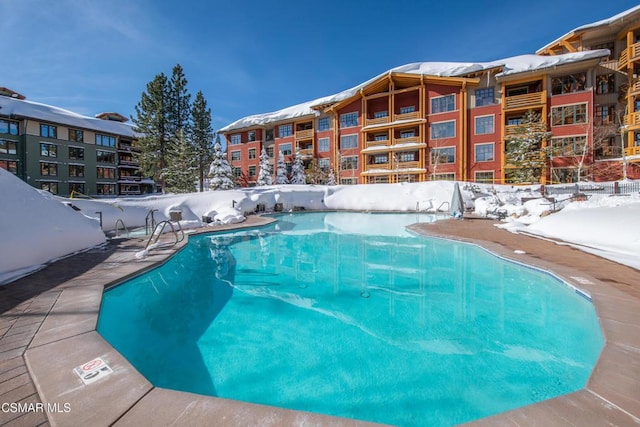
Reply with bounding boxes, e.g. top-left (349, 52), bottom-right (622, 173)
top-left (0, 95), bottom-right (136, 137)
top-left (219, 50), bottom-right (610, 133)
top-left (537, 5), bottom-right (640, 54)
